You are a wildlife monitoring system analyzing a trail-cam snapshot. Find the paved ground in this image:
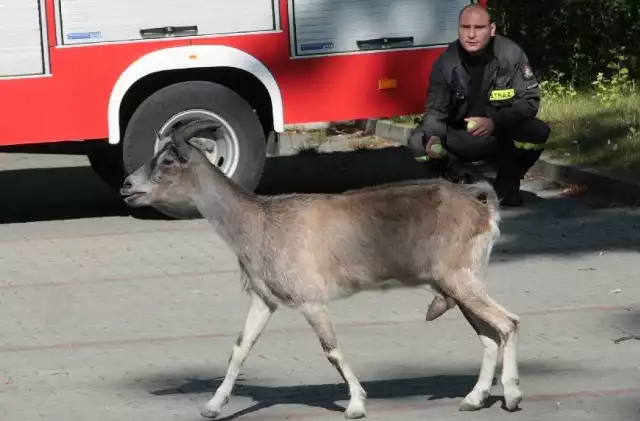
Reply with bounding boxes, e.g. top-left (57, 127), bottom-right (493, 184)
top-left (1, 136), bottom-right (639, 421)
